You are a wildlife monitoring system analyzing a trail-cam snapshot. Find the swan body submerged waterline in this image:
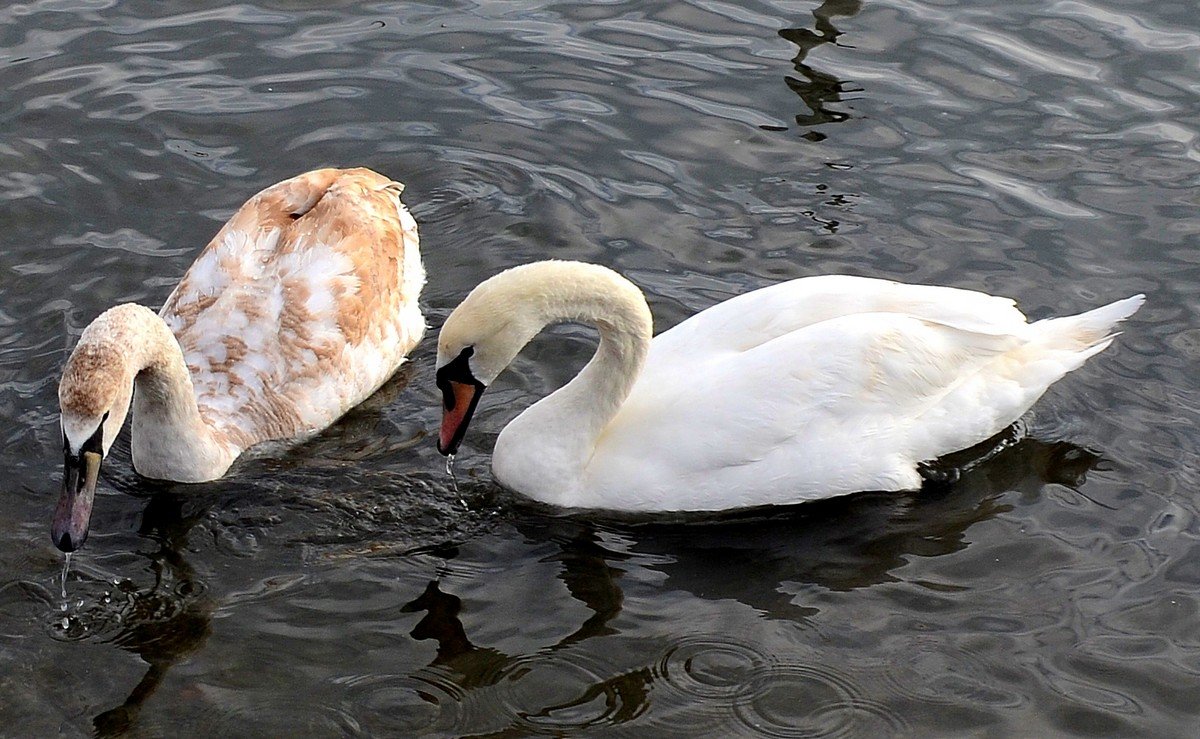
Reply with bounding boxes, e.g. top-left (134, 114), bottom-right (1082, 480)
top-left (54, 168), bottom-right (425, 551)
top-left (435, 261), bottom-right (1142, 512)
